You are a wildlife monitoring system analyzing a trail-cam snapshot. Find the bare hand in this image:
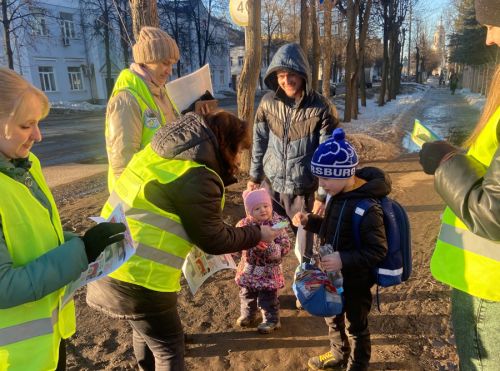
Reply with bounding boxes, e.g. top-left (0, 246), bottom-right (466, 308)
top-left (260, 225), bottom-right (283, 243)
top-left (312, 200), bottom-right (326, 216)
top-left (247, 180), bottom-right (260, 191)
top-left (320, 252), bottom-right (342, 272)
top-left (292, 212), bottom-right (308, 227)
